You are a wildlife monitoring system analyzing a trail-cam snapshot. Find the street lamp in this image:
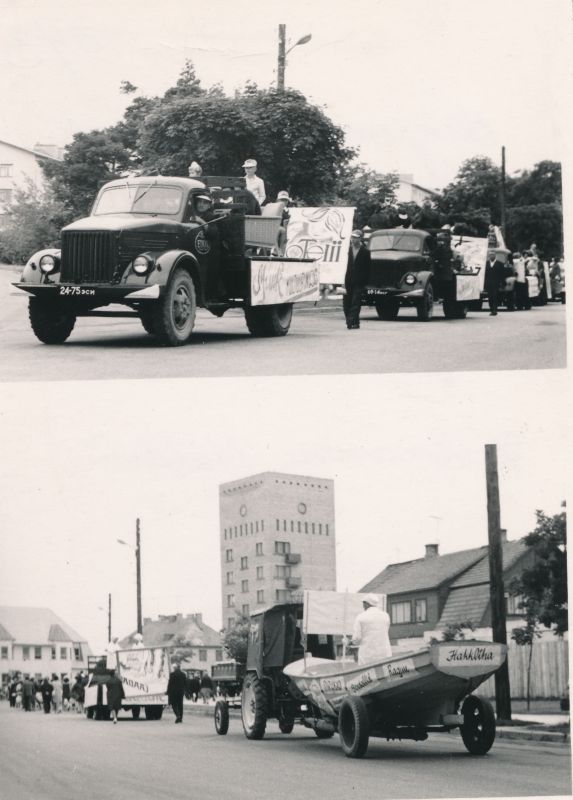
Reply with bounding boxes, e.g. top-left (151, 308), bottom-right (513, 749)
top-left (277, 25), bottom-right (312, 90)
top-left (117, 518), bottom-right (142, 634)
